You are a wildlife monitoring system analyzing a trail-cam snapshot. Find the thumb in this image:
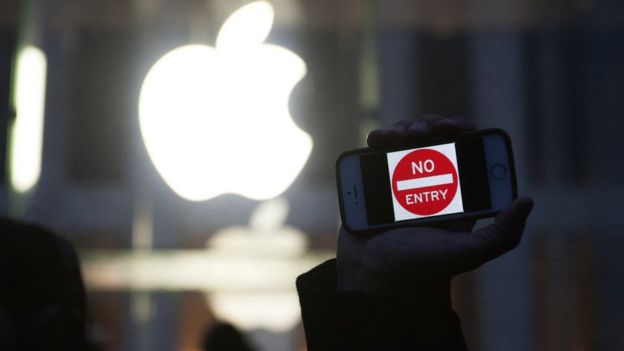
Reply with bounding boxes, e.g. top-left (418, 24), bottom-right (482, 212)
top-left (455, 197), bottom-right (534, 273)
